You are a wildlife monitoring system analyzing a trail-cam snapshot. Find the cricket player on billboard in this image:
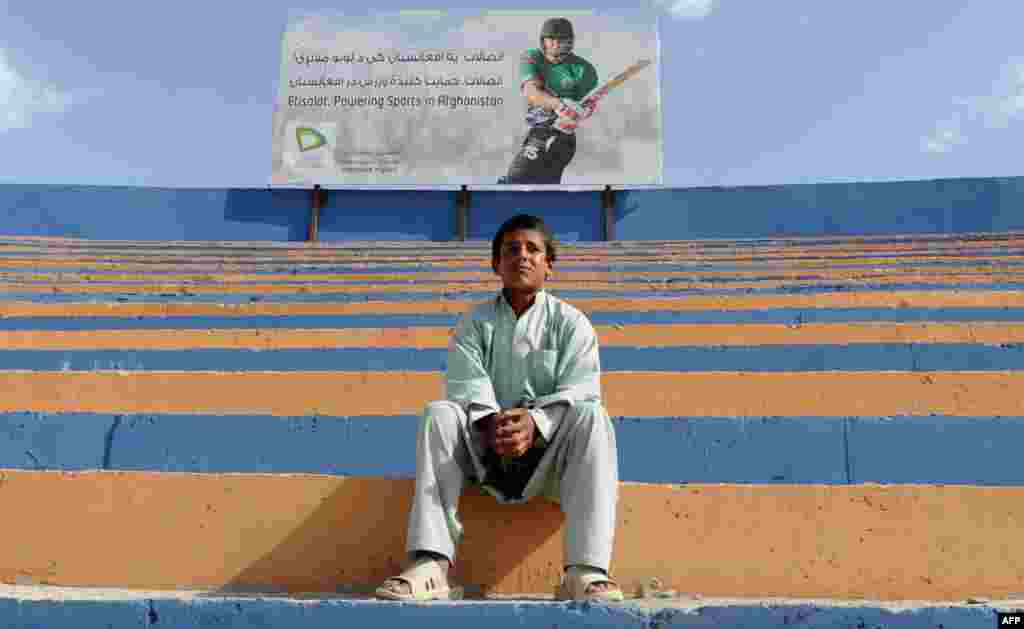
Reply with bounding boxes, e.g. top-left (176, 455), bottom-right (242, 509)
top-left (498, 17), bottom-right (651, 184)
